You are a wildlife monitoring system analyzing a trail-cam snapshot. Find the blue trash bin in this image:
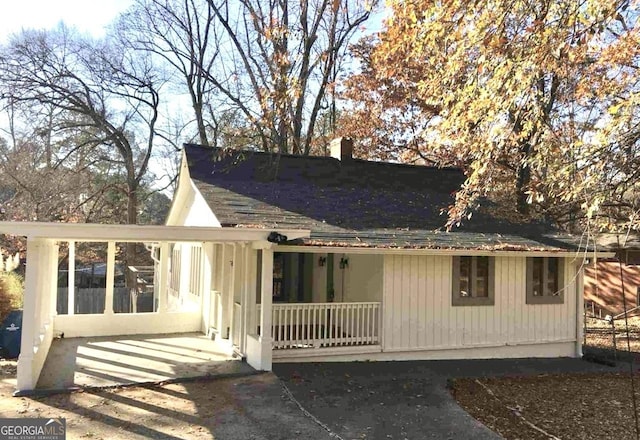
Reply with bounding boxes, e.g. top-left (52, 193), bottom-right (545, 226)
top-left (0, 310), bottom-right (23, 359)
